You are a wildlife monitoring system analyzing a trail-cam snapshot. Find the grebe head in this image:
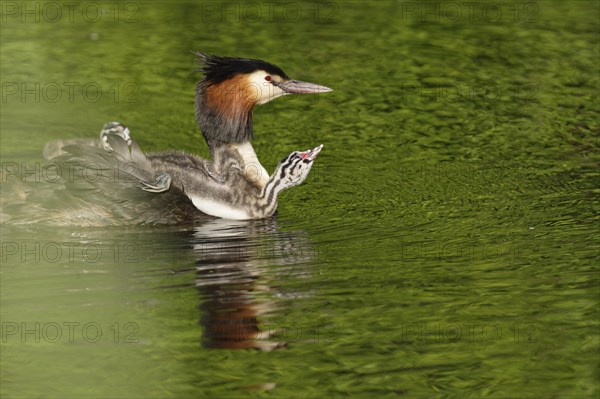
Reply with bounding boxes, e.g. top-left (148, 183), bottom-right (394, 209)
top-left (194, 52), bottom-right (332, 148)
top-left (196, 52), bottom-right (332, 105)
top-left (274, 144), bottom-right (323, 190)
